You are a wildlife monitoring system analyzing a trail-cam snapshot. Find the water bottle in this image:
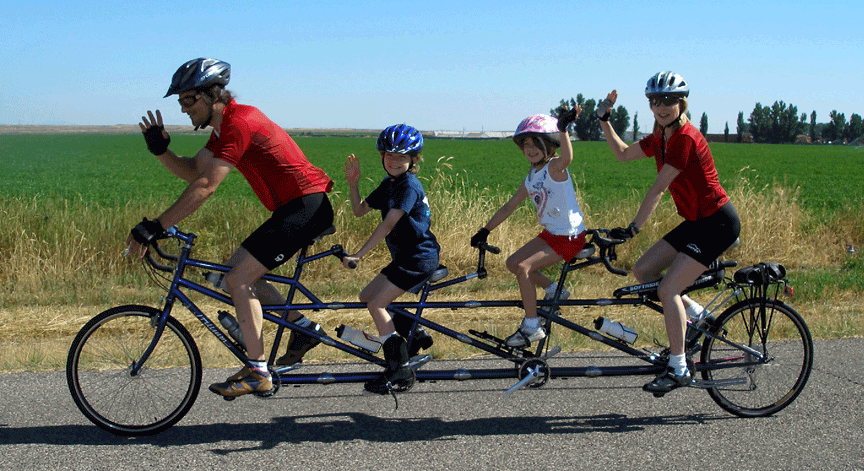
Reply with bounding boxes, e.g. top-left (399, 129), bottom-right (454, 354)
top-left (218, 311), bottom-right (246, 349)
top-left (204, 271), bottom-right (227, 291)
top-left (335, 324), bottom-right (382, 353)
top-left (594, 317), bottom-right (638, 344)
